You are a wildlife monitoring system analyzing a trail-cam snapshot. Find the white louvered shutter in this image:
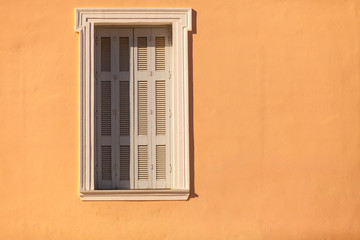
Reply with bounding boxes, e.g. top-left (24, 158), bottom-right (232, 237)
top-left (151, 28), bottom-right (171, 189)
top-left (96, 29), bottom-right (132, 190)
top-left (134, 28), bottom-right (151, 189)
top-left (134, 28), bottom-right (171, 189)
